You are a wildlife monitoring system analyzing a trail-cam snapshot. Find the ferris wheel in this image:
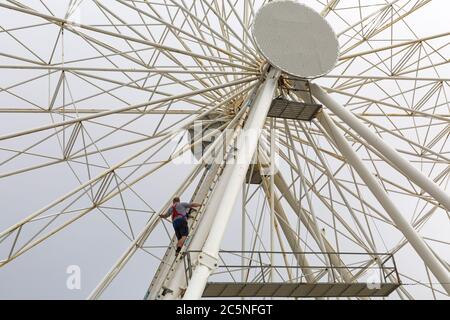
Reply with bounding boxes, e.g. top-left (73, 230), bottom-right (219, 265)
top-left (0, 0), bottom-right (449, 300)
